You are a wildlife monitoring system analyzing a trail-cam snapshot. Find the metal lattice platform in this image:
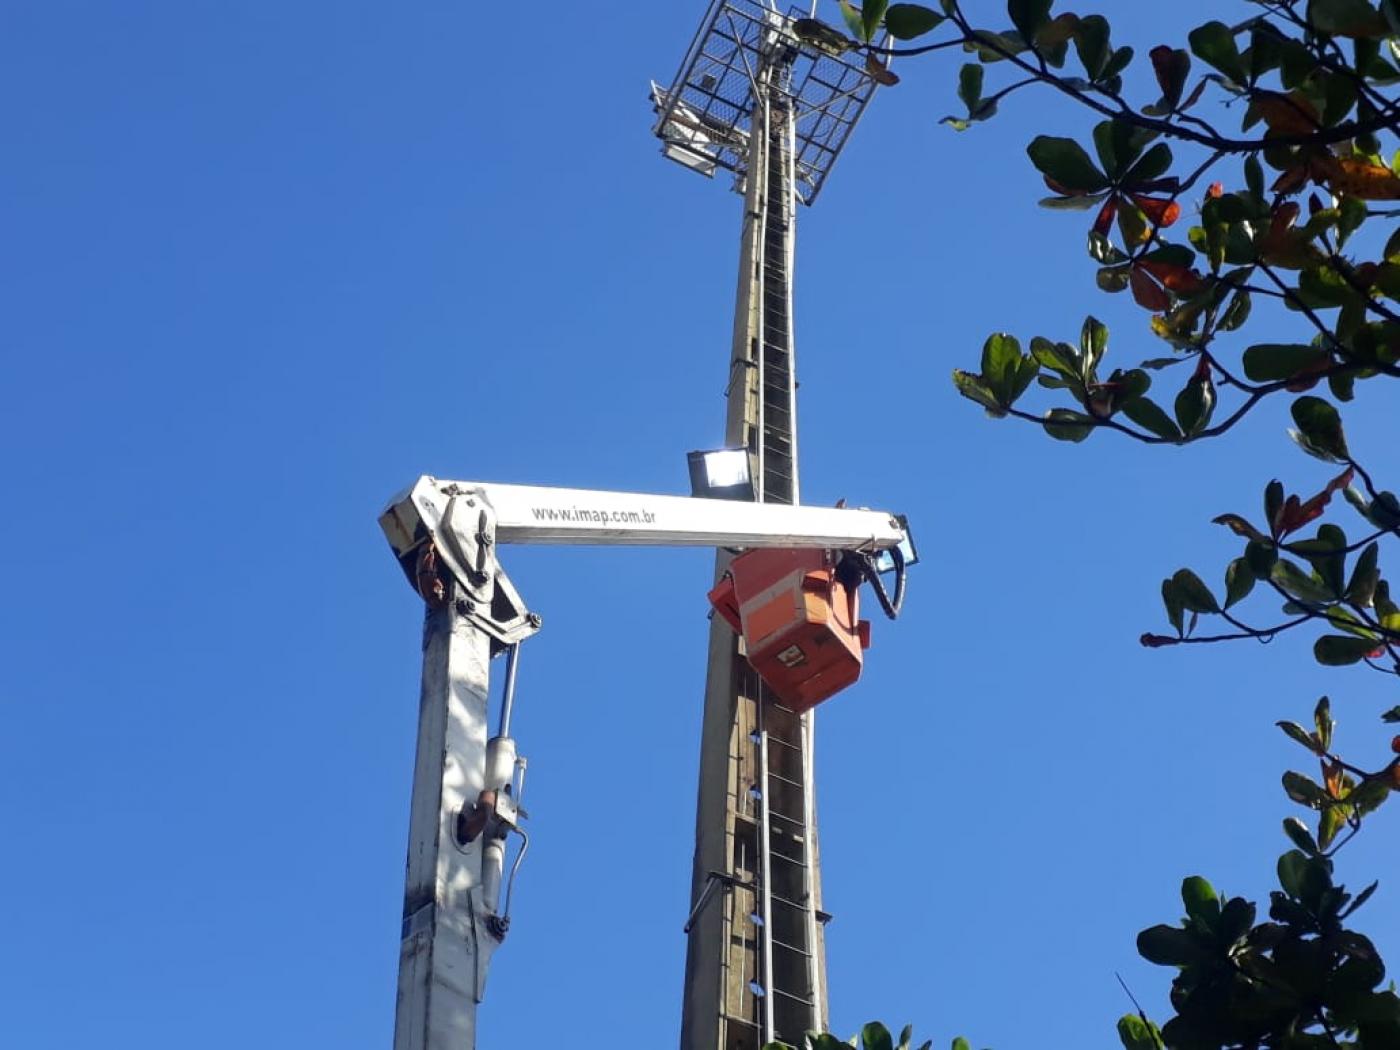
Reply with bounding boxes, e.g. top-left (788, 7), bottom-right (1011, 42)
top-left (651, 1), bottom-right (880, 205)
